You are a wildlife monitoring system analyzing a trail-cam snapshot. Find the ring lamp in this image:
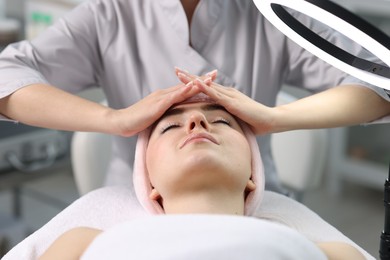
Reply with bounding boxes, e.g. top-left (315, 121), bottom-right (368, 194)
top-left (252, 1), bottom-right (390, 259)
top-left (252, 0), bottom-right (390, 90)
